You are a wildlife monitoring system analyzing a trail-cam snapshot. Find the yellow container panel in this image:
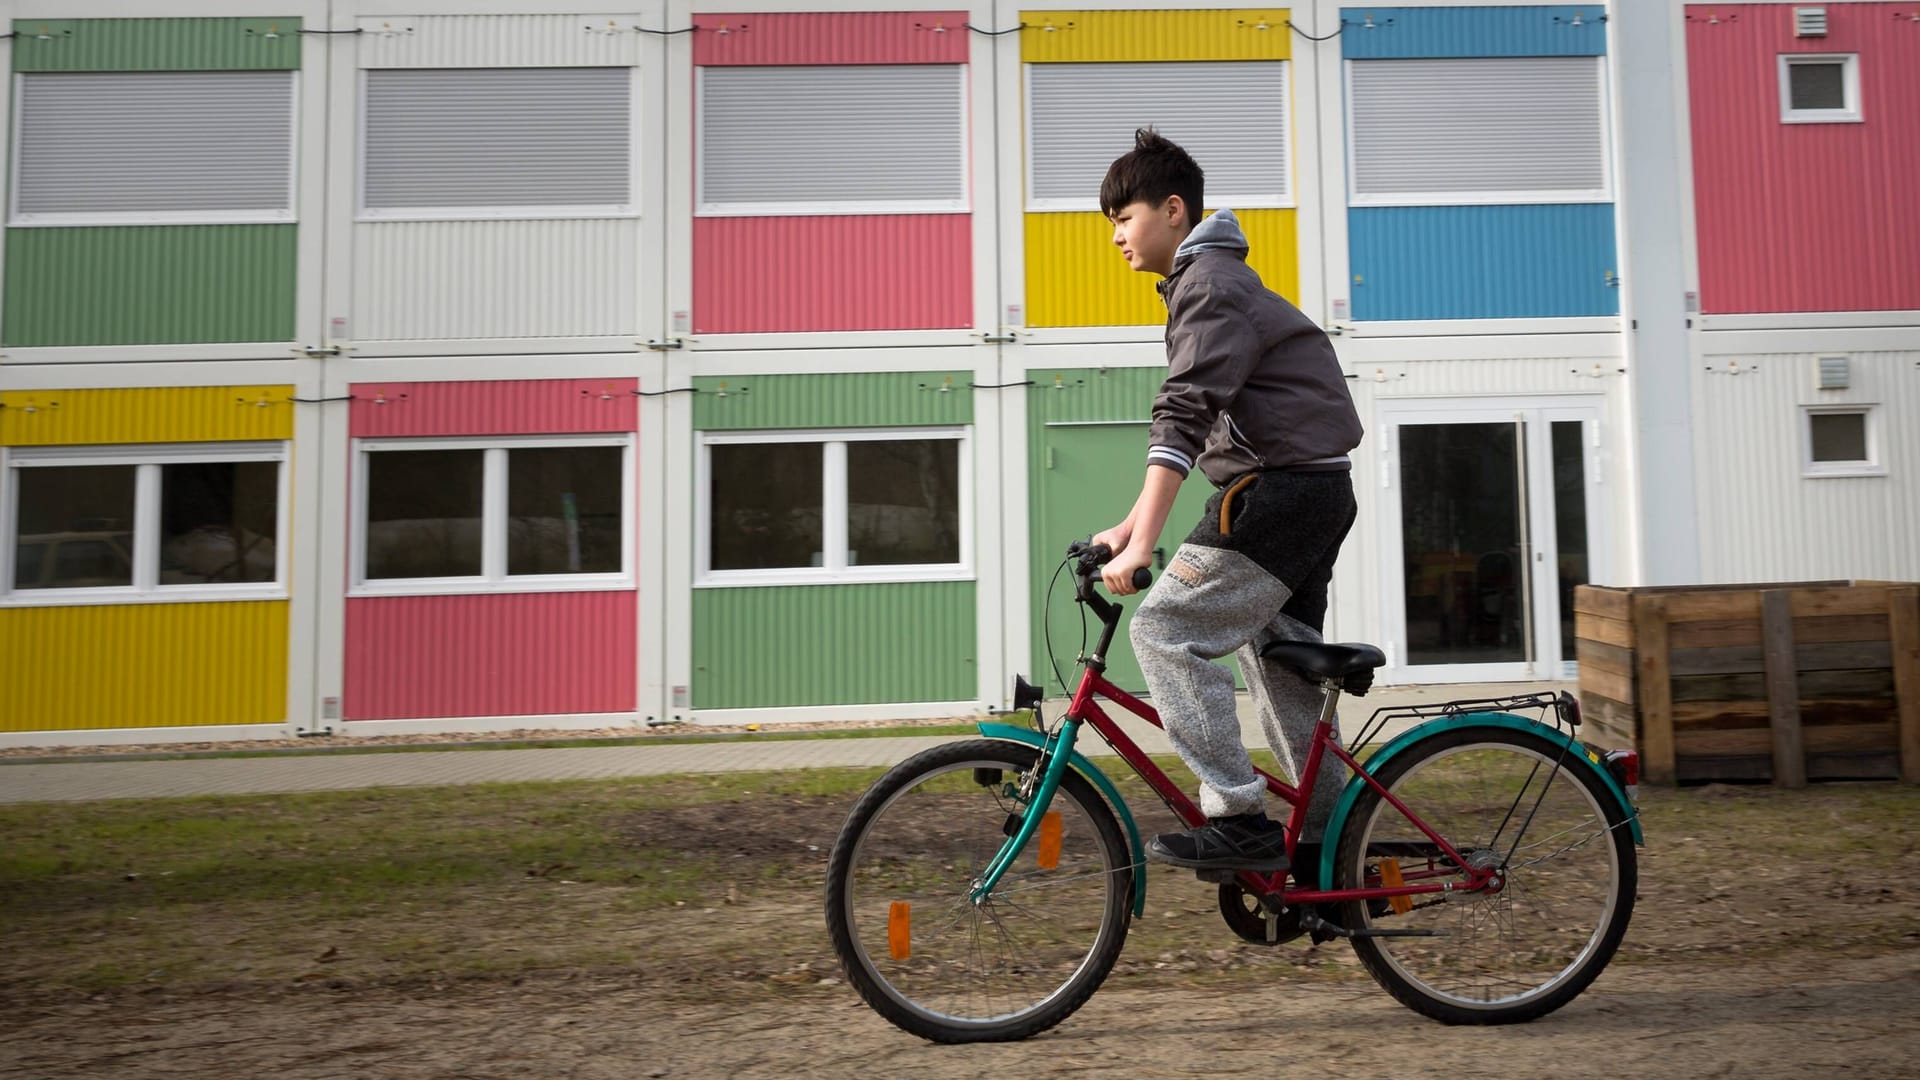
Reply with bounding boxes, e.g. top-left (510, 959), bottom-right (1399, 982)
top-left (0, 385), bottom-right (294, 446)
top-left (1020, 9), bottom-right (1292, 62)
top-left (1024, 208), bottom-right (1298, 327)
top-left (0, 601), bottom-right (288, 732)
